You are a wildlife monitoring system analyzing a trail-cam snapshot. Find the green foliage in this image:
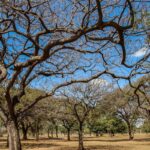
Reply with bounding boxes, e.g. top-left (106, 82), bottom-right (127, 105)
top-left (142, 121), bottom-right (150, 133)
top-left (106, 117), bottom-right (127, 134)
top-left (90, 116), bottom-right (127, 134)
